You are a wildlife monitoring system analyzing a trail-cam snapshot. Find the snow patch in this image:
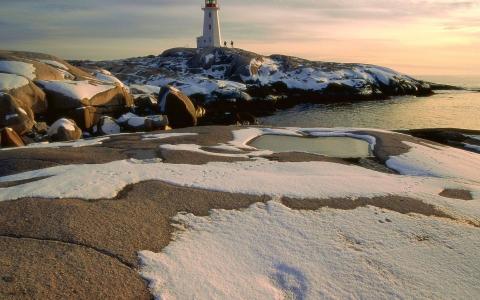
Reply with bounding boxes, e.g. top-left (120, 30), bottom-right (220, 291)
top-left (139, 201), bottom-right (480, 300)
top-left (0, 158), bottom-right (475, 203)
top-left (142, 133), bottom-right (198, 141)
top-left (39, 59), bottom-right (68, 71)
top-left (0, 73), bottom-right (29, 91)
top-left (386, 141), bottom-right (480, 182)
top-left (47, 118), bottom-right (76, 136)
top-left (0, 61), bottom-right (36, 80)
top-left (35, 80), bottom-right (115, 100)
